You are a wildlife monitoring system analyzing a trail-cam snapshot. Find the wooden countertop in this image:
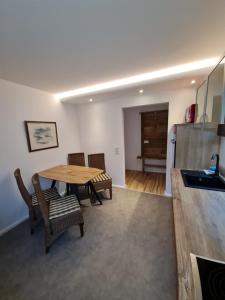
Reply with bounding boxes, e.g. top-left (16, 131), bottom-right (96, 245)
top-left (171, 168), bottom-right (225, 300)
